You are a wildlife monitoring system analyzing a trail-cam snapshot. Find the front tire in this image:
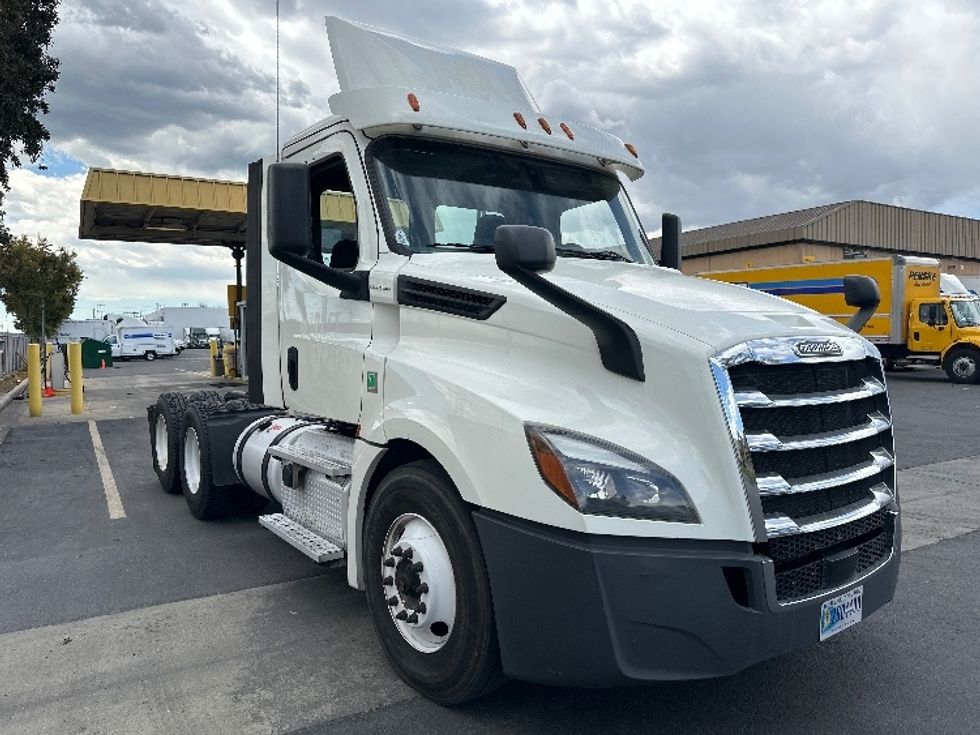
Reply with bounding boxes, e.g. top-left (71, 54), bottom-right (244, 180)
top-left (943, 346), bottom-right (980, 384)
top-left (364, 460), bottom-right (505, 704)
